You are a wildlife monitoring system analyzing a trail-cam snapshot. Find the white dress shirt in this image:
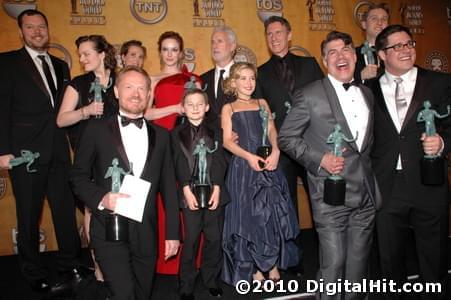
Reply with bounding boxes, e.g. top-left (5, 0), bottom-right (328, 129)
top-left (379, 67), bottom-right (417, 169)
top-left (214, 60), bottom-right (234, 97)
top-left (329, 74), bottom-right (369, 151)
top-left (118, 112), bottom-right (148, 178)
top-left (25, 45), bottom-right (57, 107)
